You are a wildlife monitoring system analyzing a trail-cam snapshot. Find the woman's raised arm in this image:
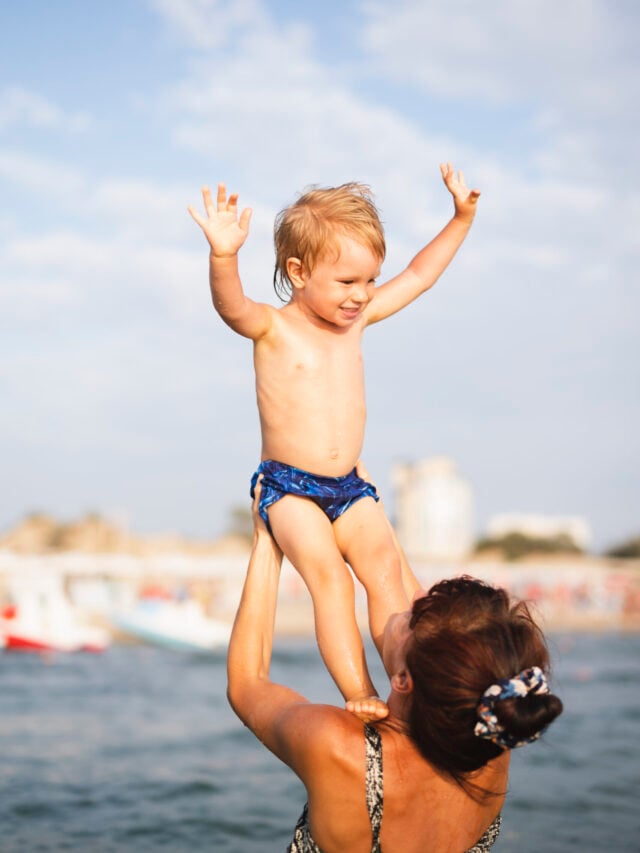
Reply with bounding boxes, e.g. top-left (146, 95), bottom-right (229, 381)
top-left (226, 485), bottom-right (319, 759)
